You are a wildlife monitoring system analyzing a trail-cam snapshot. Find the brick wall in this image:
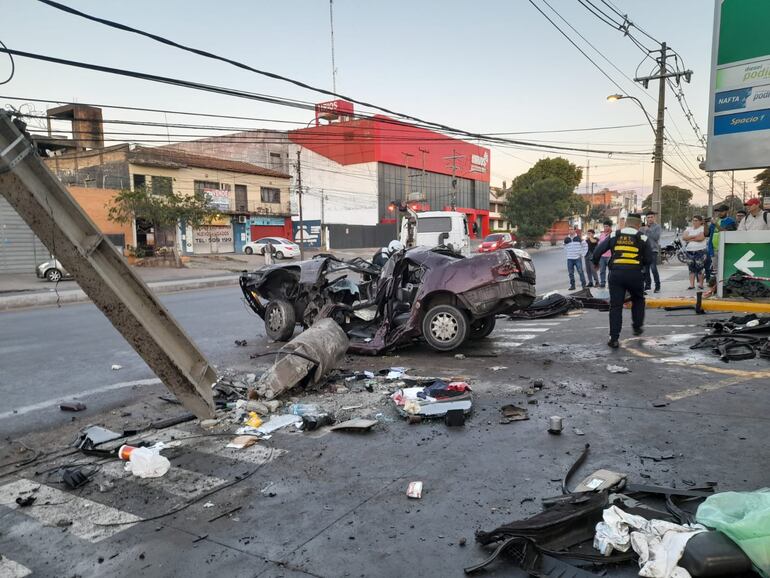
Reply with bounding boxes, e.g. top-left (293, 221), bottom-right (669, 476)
top-left (67, 186), bottom-right (135, 249)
